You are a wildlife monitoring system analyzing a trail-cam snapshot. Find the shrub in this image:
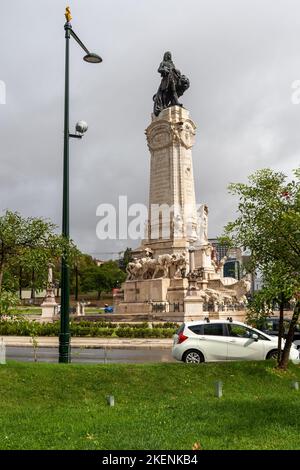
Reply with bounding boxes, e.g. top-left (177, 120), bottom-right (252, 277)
top-left (0, 291), bottom-right (19, 315)
top-left (0, 318), bottom-right (176, 338)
